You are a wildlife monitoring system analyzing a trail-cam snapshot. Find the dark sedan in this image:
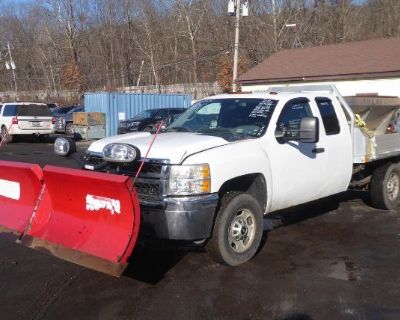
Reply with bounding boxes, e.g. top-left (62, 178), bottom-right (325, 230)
top-left (117, 107), bottom-right (185, 134)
